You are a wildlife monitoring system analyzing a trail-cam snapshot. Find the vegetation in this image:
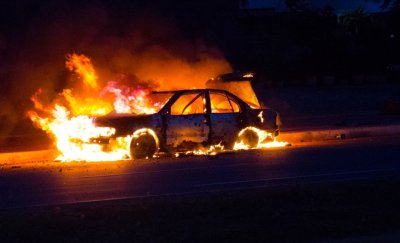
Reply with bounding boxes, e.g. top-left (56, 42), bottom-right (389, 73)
top-left (220, 0), bottom-right (400, 83)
